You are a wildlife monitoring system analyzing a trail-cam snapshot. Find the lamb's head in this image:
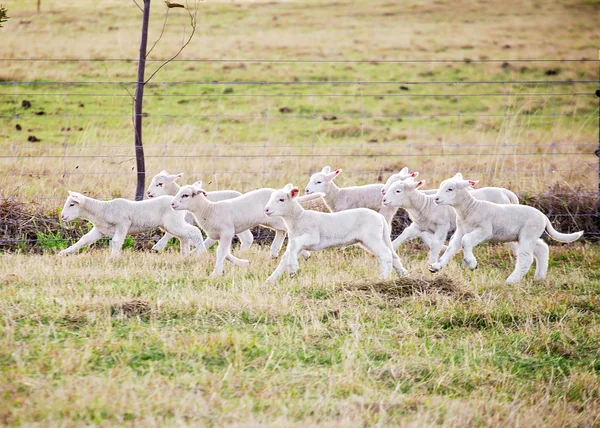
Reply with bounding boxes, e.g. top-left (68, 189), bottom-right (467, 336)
top-left (382, 178), bottom-right (425, 207)
top-left (434, 174), bottom-right (478, 206)
top-left (61, 191), bottom-right (85, 222)
top-left (146, 170), bottom-right (183, 198)
top-left (305, 166), bottom-right (341, 195)
top-left (265, 183), bottom-right (300, 217)
top-left (381, 167), bottom-right (418, 195)
top-left (171, 181), bottom-right (207, 211)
